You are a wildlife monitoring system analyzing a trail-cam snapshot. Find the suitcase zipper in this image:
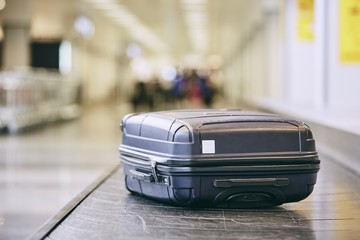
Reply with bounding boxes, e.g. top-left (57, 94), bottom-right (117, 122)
top-left (149, 157), bottom-right (171, 185)
top-left (120, 145), bottom-right (319, 166)
top-left (150, 158), bottom-right (160, 183)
